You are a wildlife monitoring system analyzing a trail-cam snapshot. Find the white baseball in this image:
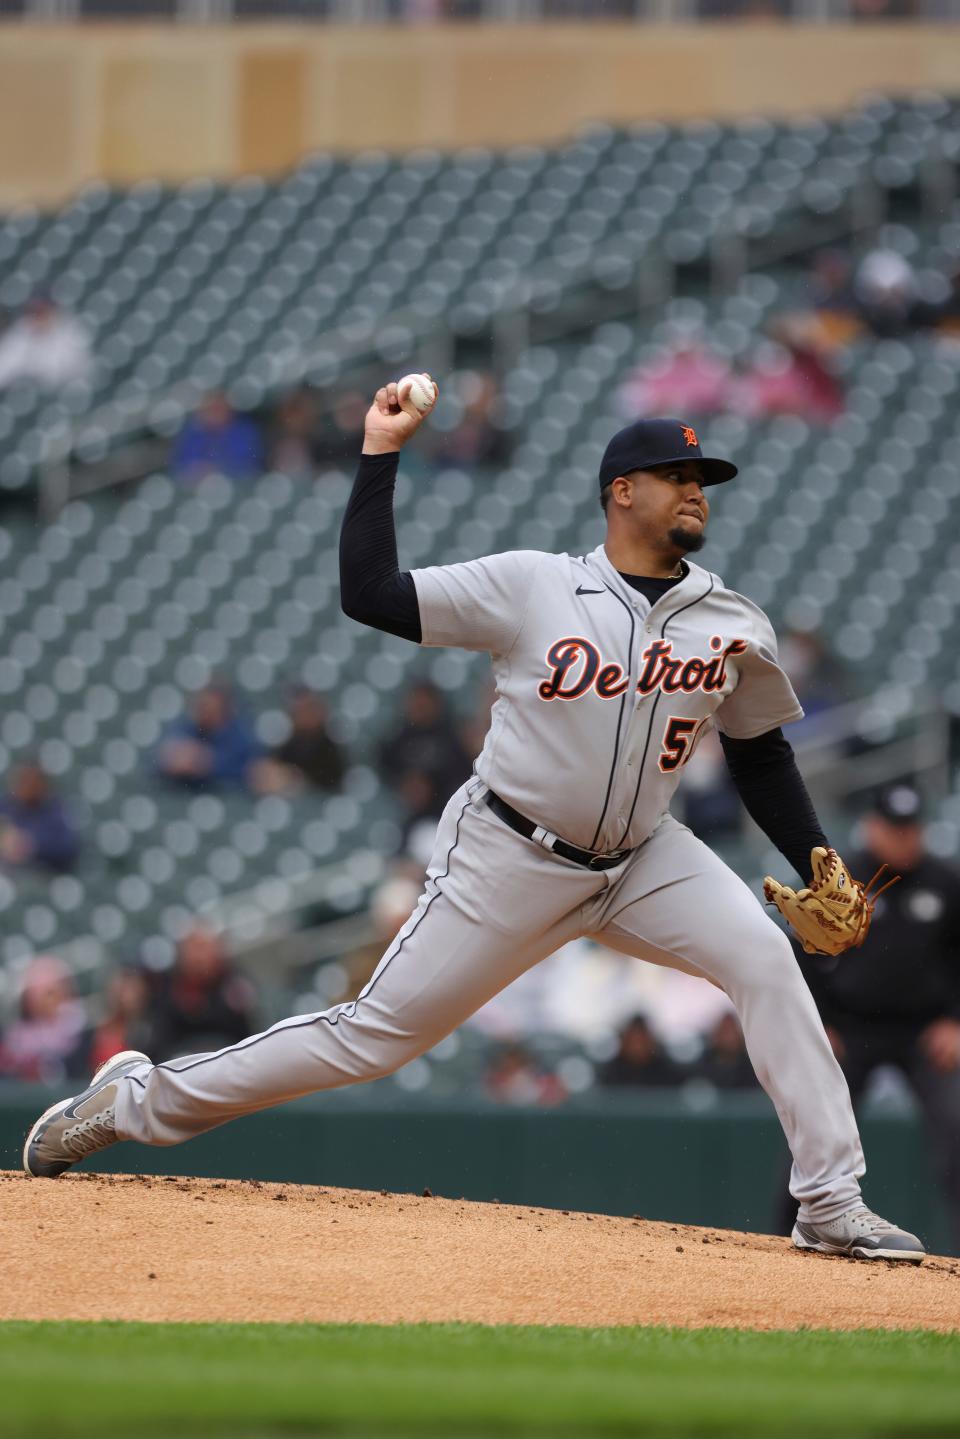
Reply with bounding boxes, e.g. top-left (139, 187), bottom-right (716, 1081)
top-left (397, 372), bottom-right (437, 413)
